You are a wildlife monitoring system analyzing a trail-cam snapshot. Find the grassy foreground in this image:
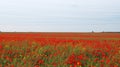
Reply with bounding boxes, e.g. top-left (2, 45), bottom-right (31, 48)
top-left (0, 40), bottom-right (120, 67)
